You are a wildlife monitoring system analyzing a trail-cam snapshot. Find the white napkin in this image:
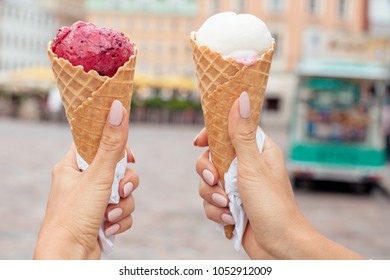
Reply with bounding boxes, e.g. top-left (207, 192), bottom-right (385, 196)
top-left (218, 127), bottom-right (266, 251)
top-left (76, 150), bottom-right (128, 255)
